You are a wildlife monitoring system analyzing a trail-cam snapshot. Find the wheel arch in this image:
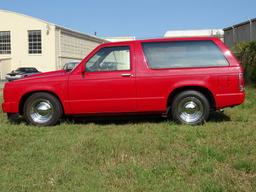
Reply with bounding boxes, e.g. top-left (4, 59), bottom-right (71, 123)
top-left (19, 90), bottom-right (64, 115)
top-left (167, 86), bottom-right (216, 110)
